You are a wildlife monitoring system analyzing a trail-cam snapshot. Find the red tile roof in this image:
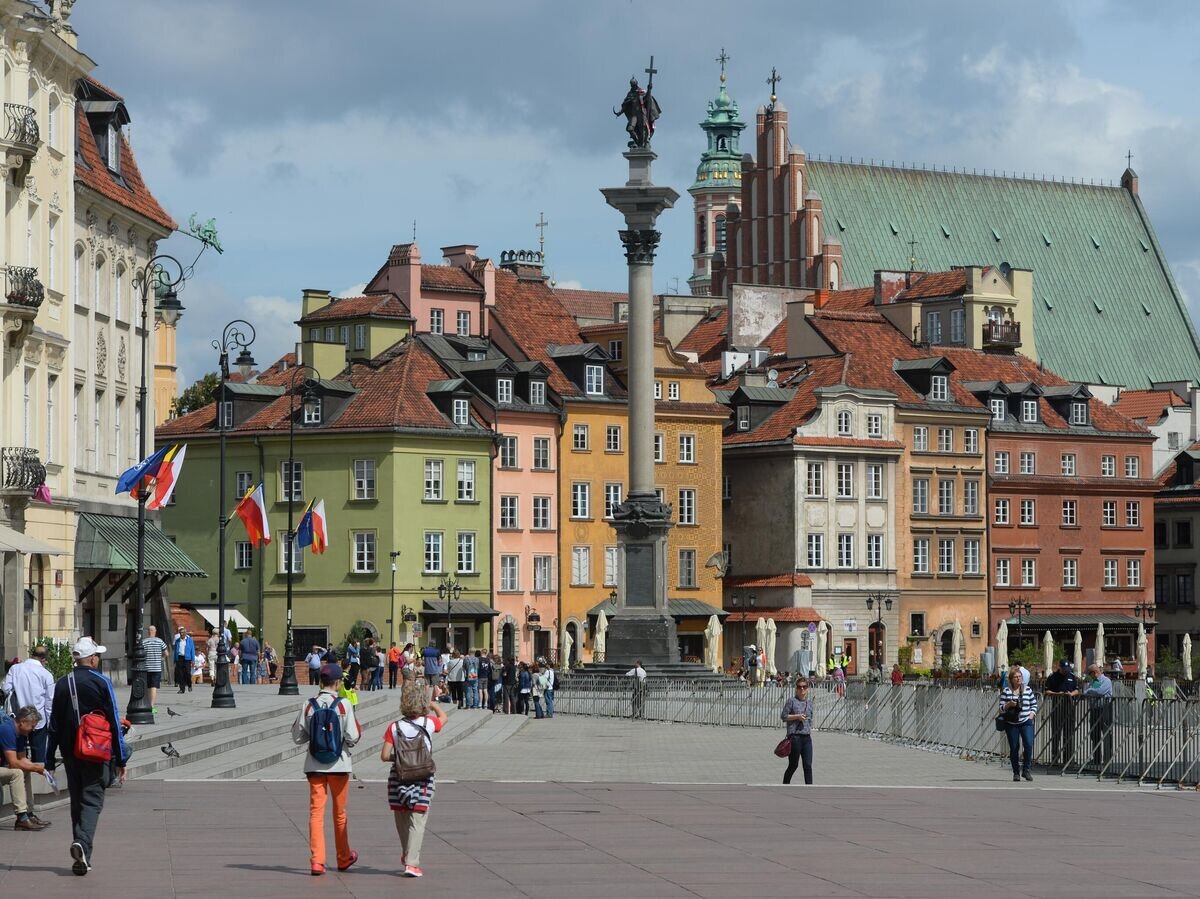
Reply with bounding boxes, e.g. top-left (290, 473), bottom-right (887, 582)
top-left (491, 271), bottom-right (589, 397)
top-left (724, 355), bottom-right (846, 445)
top-left (556, 288), bottom-right (625, 321)
top-left (1113, 389), bottom-right (1188, 422)
top-left (726, 608), bottom-right (821, 623)
top-left (894, 269), bottom-right (973, 300)
top-left (819, 286), bottom-right (875, 311)
top-left (676, 306), bottom-right (728, 362)
top-left (421, 266), bottom-right (483, 293)
top-left (724, 573), bottom-right (814, 589)
top-left (298, 293), bottom-right (411, 324)
top-left (74, 107), bottom-right (175, 232)
top-left (655, 400), bottom-right (730, 417)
